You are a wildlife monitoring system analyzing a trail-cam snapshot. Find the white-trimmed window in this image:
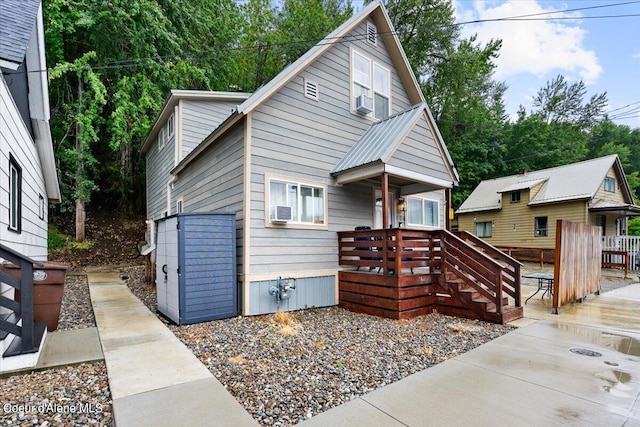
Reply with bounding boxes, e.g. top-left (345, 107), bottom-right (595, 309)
top-left (351, 49), bottom-right (391, 120)
top-left (269, 178), bottom-right (326, 225)
top-left (407, 196), bottom-right (438, 227)
top-left (476, 221), bottom-right (492, 238)
top-left (352, 50), bottom-right (371, 106)
top-left (157, 127), bottom-right (166, 151)
top-left (176, 199), bottom-right (183, 214)
top-left (8, 155), bottom-right (22, 233)
top-left (373, 63), bottom-right (390, 120)
top-left (510, 191), bottom-right (521, 203)
top-left (604, 176), bottom-right (615, 192)
top-left (166, 113), bottom-right (174, 139)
